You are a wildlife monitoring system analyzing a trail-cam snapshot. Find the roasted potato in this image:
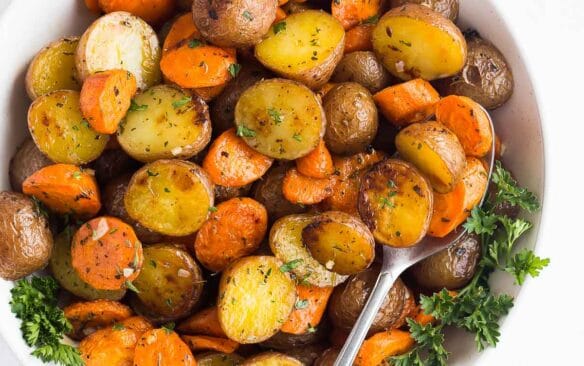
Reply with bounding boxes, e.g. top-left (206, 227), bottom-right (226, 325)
top-left (76, 11), bottom-right (161, 91)
top-left (303, 211), bottom-right (375, 275)
top-left (196, 352), bottom-right (245, 366)
top-left (124, 160), bottom-right (214, 236)
top-left (269, 214), bottom-right (348, 287)
top-left (328, 265), bottom-right (407, 333)
top-left (255, 10), bottom-right (345, 89)
top-left (93, 148), bottom-right (140, 186)
top-left (242, 352), bottom-right (303, 366)
top-left (218, 256), bottom-right (297, 344)
top-left (0, 192), bottom-right (53, 280)
top-left (282, 1), bottom-right (317, 15)
top-left (358, 159), bottom-right (433, 247)
top-left (260, 324), bottom-right (327, 350)
top-left (25, 37), bottom-right (81, 100)
top-left (117, 85), bottom-right (211, 162)
top-left (395, 121), bottom-right (466, 193)
top-left (314, 348), bottom-right (340, 366)
top-left (282, 343), bottom-right (328, 366)
top-left (192, 0), bottom-right (278, 48)
top-left (177, 0), bottom-right (193, 11)
top-left (323, 82), bottom-right (378, 155)
top-left (215, 184), bottom-right (252, 204)
top-left (28, 90), bottom-right (109, 164)
top-left (435, 31), bottom-right (514, 109)
top-left (235, 79), bottom-right (326, 160)
top-left (9, 138), bottom-right (52, 192)
top-left (389, 0), bottom-right (459, 22)
top-left (332, 51), bottom-right (391, 93)
top-left (130, 244), bottom-right (204, 322)
top-left (252, 164), bottom-right (306, 222)
top-left (372, 4), bottom-right (466, 81)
